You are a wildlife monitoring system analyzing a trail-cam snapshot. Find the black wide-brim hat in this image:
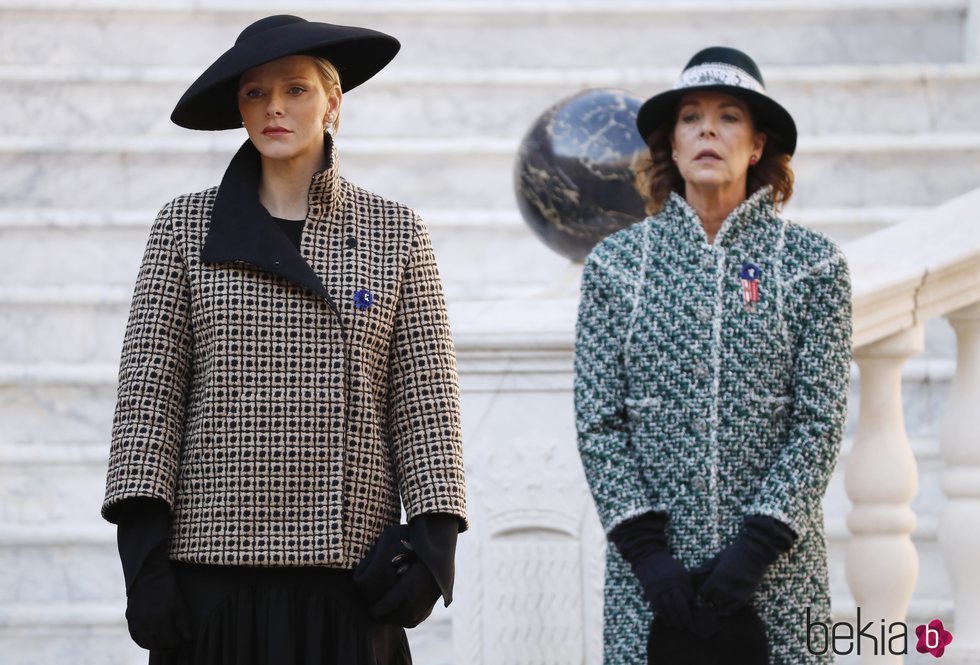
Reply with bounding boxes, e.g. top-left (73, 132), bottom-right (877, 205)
top-left (636, 46), bottom-right (797, 156)
top-left (171, 14), bottom-right (400, 130)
